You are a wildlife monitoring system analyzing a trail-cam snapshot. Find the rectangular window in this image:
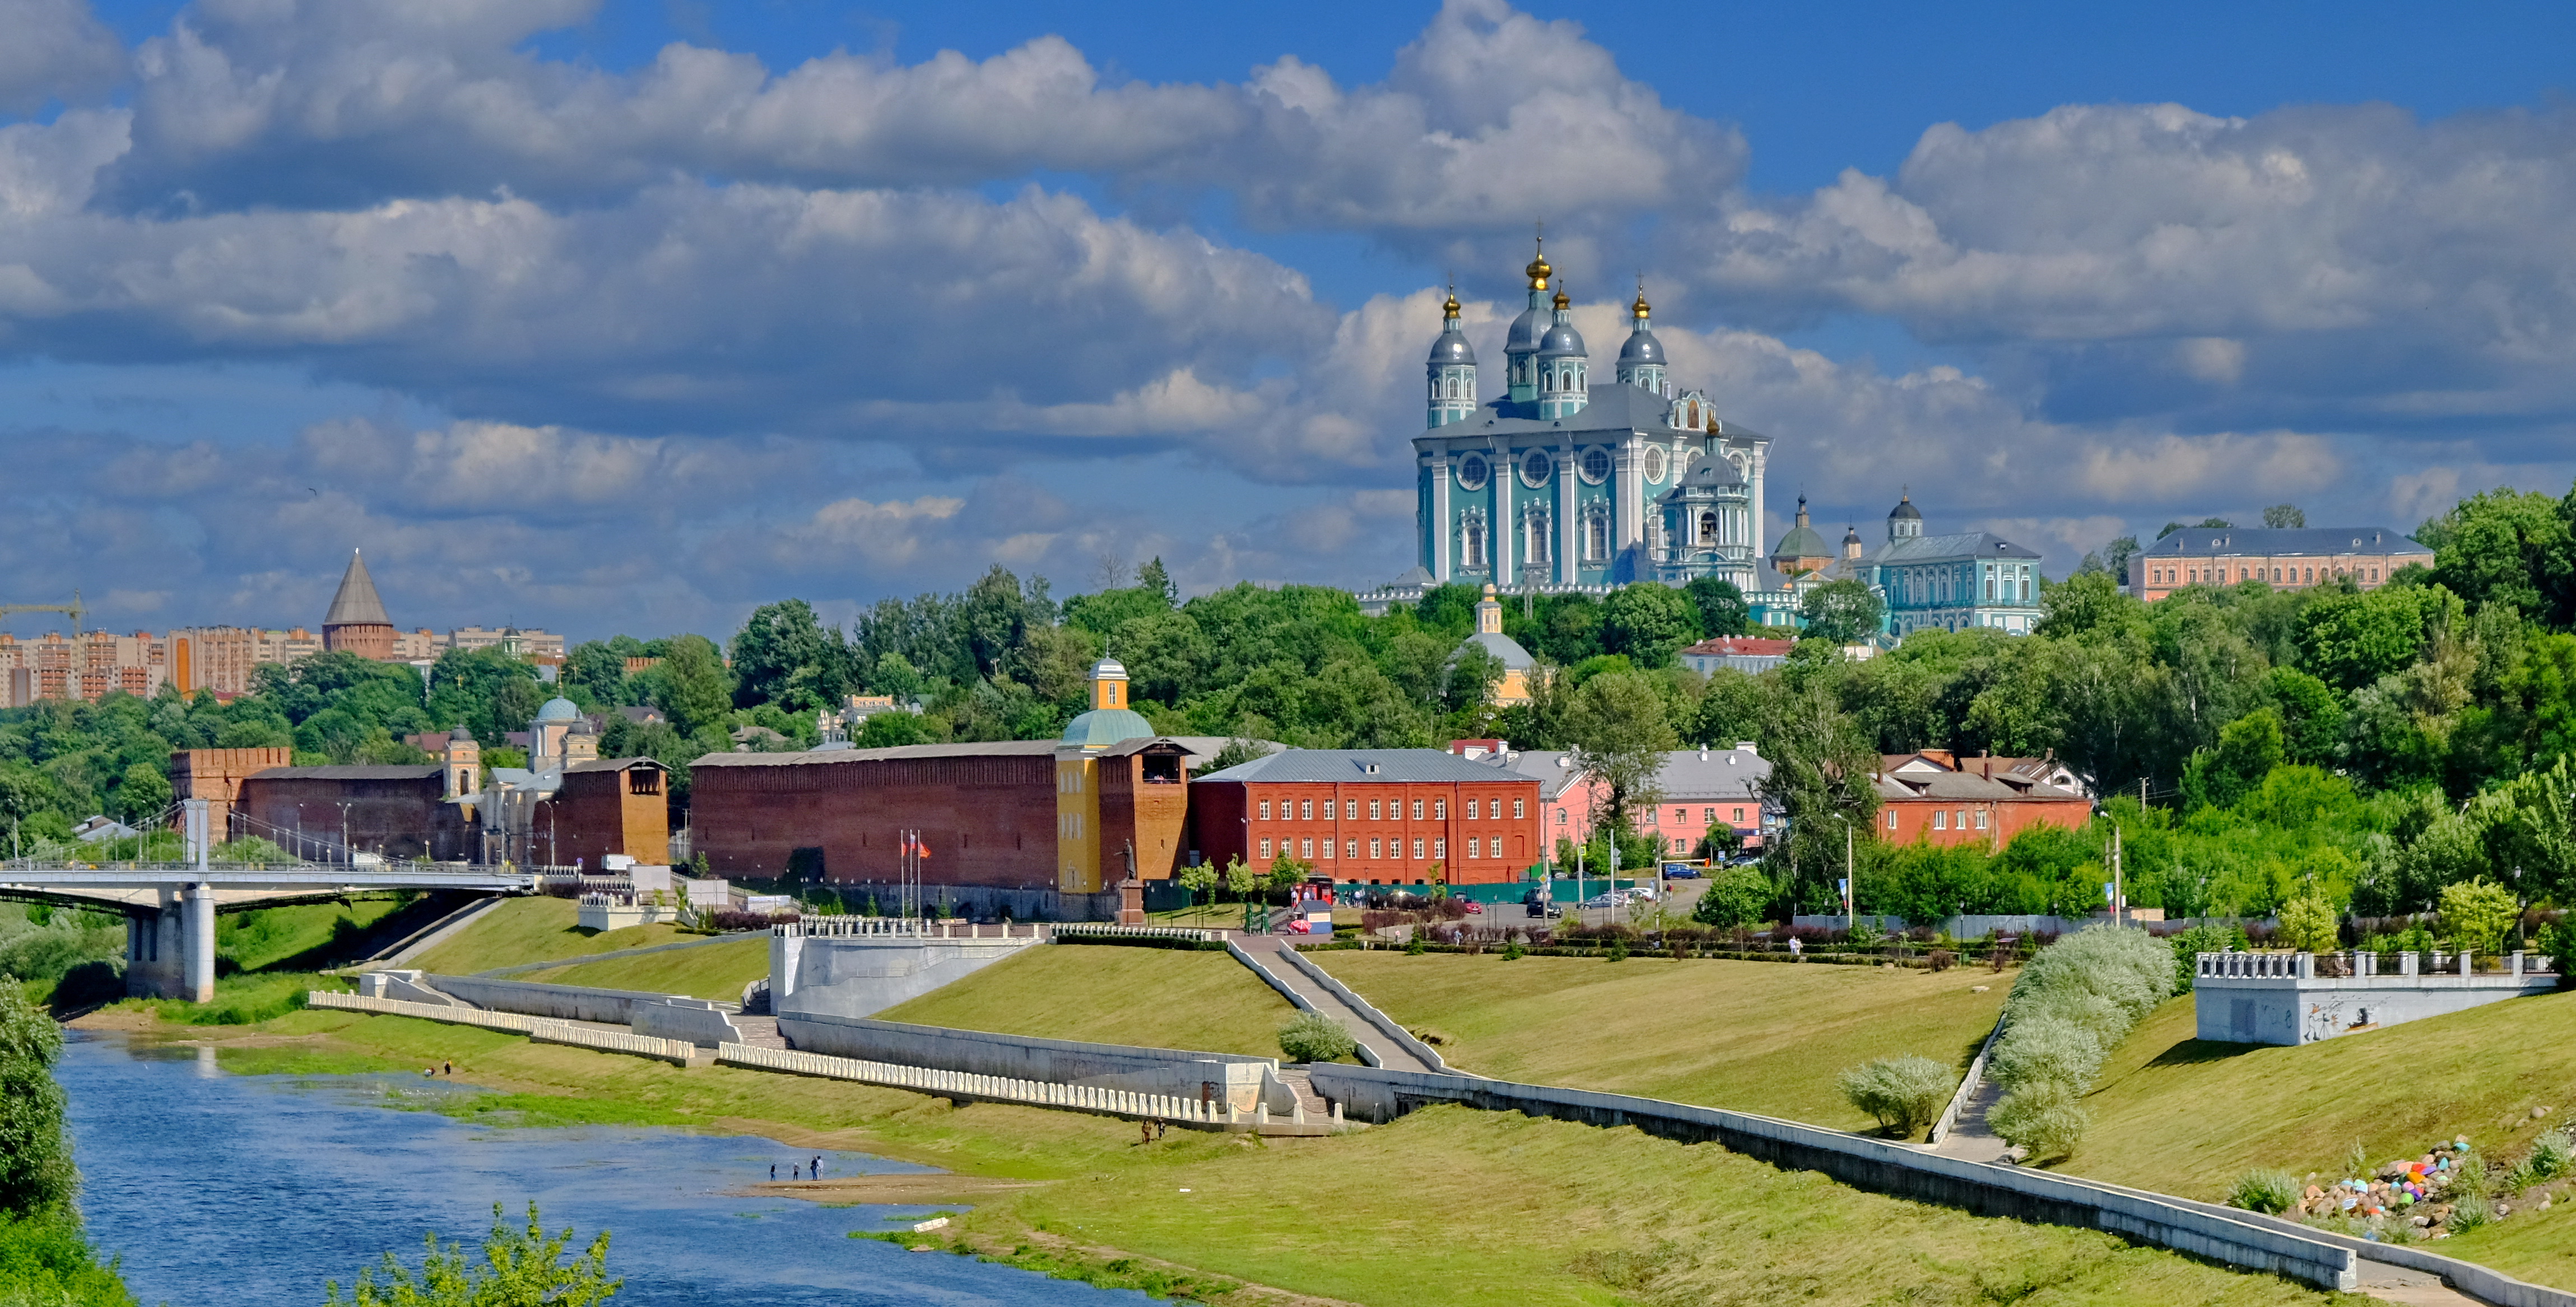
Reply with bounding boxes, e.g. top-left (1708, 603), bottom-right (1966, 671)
top-left (1733, 807), bottom-right (1746, 823)
top-left (1703, 808), bottom-right (1715, 824)
top-left (1369, 799), bottom-right (1382, 820)
top-left (1303, 838), bottom-right (1315, 858)
top-left (1433, 838), bottom-right (1447, 858)
top-left (1434, 799), bottom-right (1447, 820)
top-left (1672, 807), bottom-right (1685, 824)
top-left (1412, 799), bottom-right (1424, 820)
top-left (1466, 798), bottom-right (1480, 820)
top-left (1259, 839), bottom-right (1273, 859)
top-left (1647, 807), bottom-right (1658, 826)
top-left (1259, 799), bottom-right (1272, 821)
top-left (1467, 839), bottom-right (1480, 858)
top-left (1974, 811), bottom-right (1988, 830)
top-left (1300, 799), bottom-right (1313, 820)
top-left (1556, 808), bottom-right (1566, 824)
top-left (1412, 838), bottom-right (1425, 858)
top-left (1370, 838), bottom-right (1383, 858)
top-left (1345, 840), bottom-right (1357, 859)
top-left (1514, 798), bottom-right (1526, 818)
top-left (1887, 811), bottom-right (1899, 830)
top-left (1933, 811), bottom-right (1947, 830)
top-left (1672, 838), bottom-right (1687, 854)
